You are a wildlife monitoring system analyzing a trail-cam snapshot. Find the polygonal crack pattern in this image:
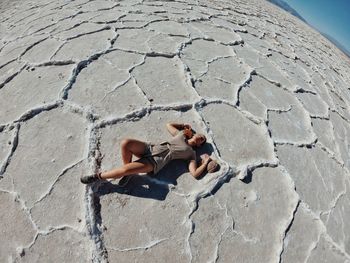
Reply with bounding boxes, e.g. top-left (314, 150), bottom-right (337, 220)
top-left (0, 65), bottom-right (73, 124)
top-left (277, 144), bottom-right (345, 216)
top-left (280, 202), bottom-right (324, 263)
top-left (189, 167), bottom-right (299, 262)
top-left (1, 0), bottom-right (350, 262)
top-left (0, 190), bottom-right (36, 262)
top-left (200, 103), bottom-right (276, 168)
top-left (18, 228), bottom-right (90, 263)
top-left (68, 50), bottom-right (149, 118)
top-left (1, 107), bottom-right (88, 208)
top-left (131, 56), bottom-right (199, 105)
